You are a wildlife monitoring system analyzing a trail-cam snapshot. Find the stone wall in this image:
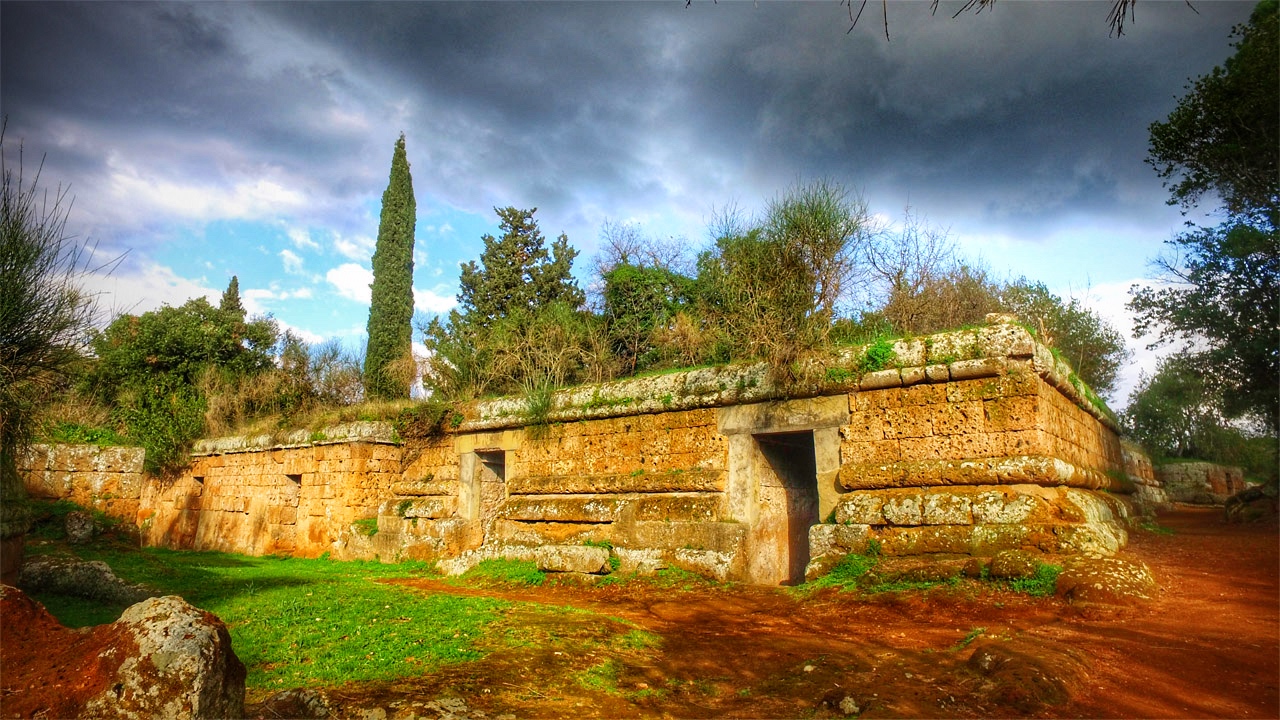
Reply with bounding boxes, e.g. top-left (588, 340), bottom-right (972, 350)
top-left (143, 426), bottom-right (404, 558)
top-left (25, 319), bottom-right (1154, 585)
top-left (19, 444), bottom-right (147, 525)
top-left (1156, 462), bottom-right (1247, 505)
